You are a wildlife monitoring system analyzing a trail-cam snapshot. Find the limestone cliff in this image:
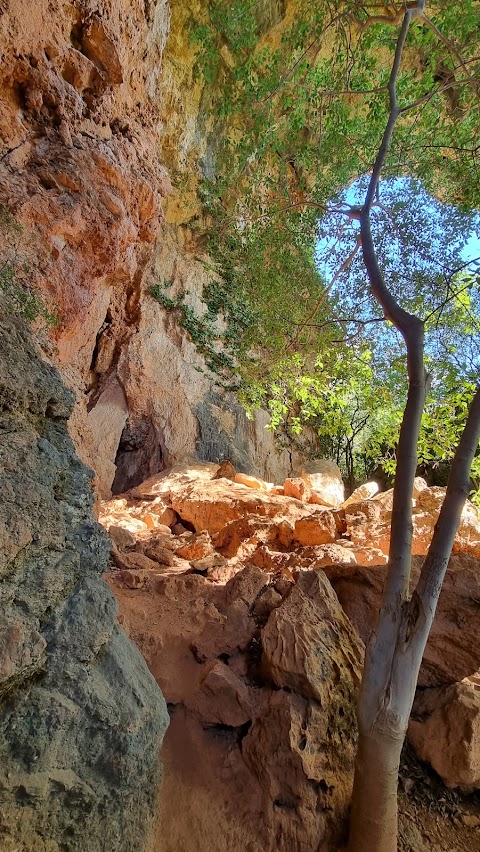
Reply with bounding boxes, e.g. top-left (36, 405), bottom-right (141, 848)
top-left (0, 0), bottom-right (299, 499)
top-left (0, 301), bottom-right (169, 850)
